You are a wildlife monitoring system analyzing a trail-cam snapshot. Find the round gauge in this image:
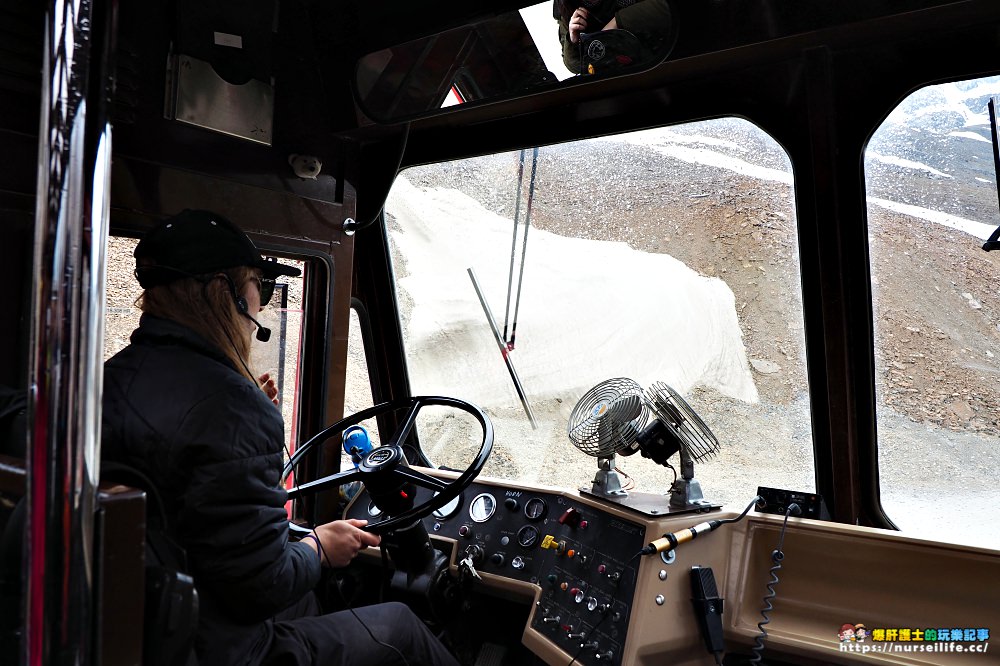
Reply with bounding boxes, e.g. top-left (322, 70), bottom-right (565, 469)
top-left (367, 500), bottom-right (383, 517)
top-left (432, 493), bottom-right (462, 520)
top-left (523, 497), bottom-right (547, 521)
top-left (517, 525), bottom-right (539, 548)
top-left (469, 493), bottom-right (497, 523)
